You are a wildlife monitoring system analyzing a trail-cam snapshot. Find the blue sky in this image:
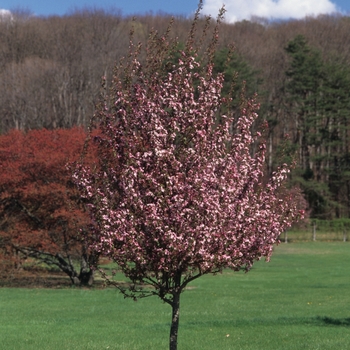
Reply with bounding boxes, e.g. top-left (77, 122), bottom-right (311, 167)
top-left (1, 0), bottom-right (350, 22)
